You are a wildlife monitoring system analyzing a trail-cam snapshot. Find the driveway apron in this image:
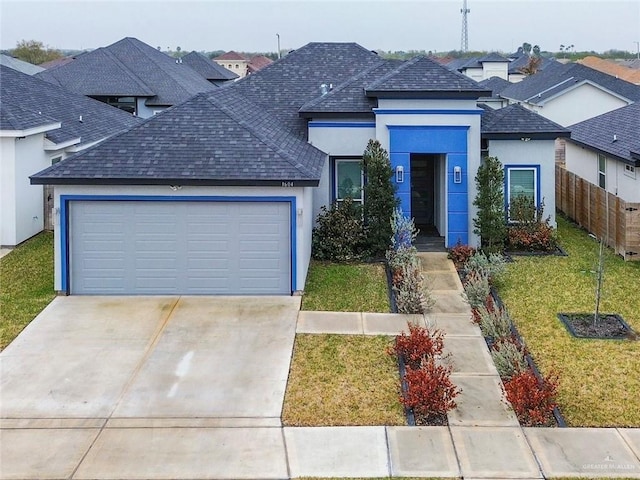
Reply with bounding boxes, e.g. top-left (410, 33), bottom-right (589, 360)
top-left (0, 295), bottom-right (299, 479)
